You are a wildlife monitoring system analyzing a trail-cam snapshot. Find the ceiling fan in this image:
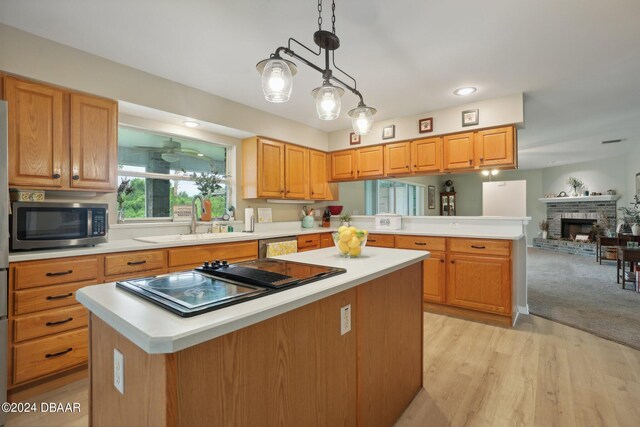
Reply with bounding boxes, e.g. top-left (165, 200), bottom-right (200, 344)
top-left (135, 138), bottom-right (208, 163)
